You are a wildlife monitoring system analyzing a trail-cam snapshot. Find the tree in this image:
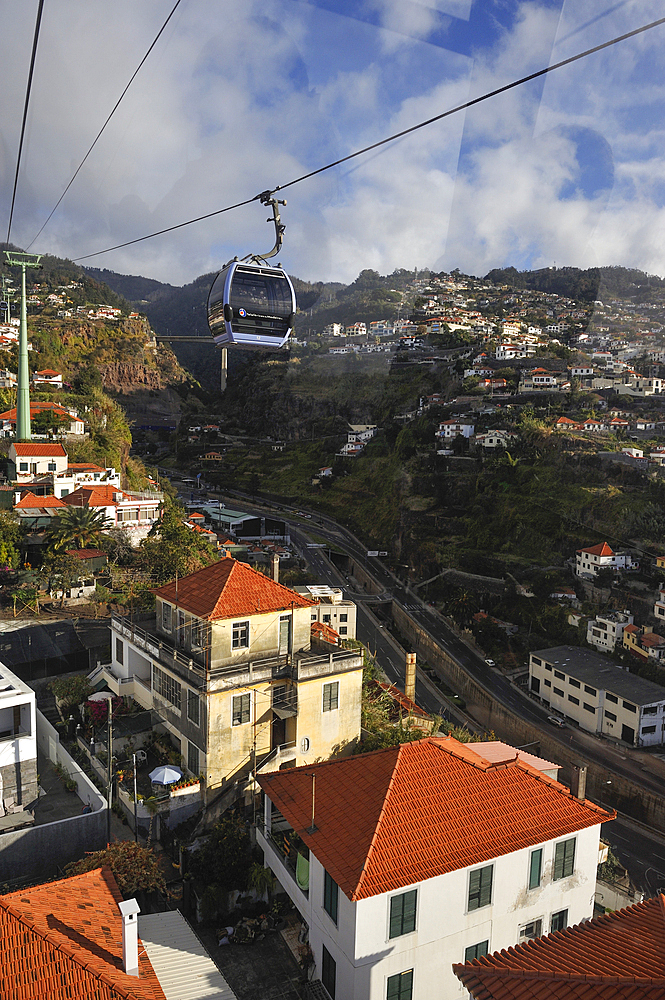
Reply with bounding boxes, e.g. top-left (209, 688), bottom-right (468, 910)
top-left (32, 408), bottom-right (68, 437)
top-left (139, 497), bottom-right (218, 583)
top-left (0, 510), bottom-right (24, 569)
top-left (45, 505), bottom-right (112, 552)
top-left (188, 815), bottom-right (253, 892)
top-left (64, 840), bottom-right (166, 897)
top-left (40, 551), bottom-right (82, 605)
